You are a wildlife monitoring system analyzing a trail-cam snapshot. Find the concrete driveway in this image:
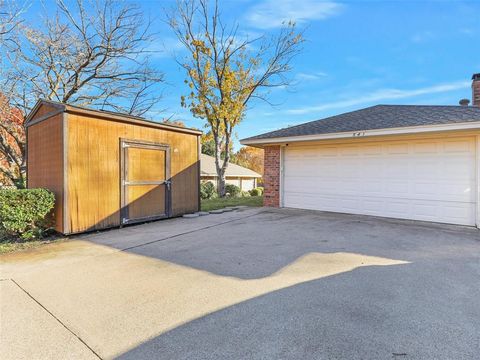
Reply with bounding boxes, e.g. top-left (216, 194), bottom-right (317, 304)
top-left (1, 207), bottom-right (480, 359)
